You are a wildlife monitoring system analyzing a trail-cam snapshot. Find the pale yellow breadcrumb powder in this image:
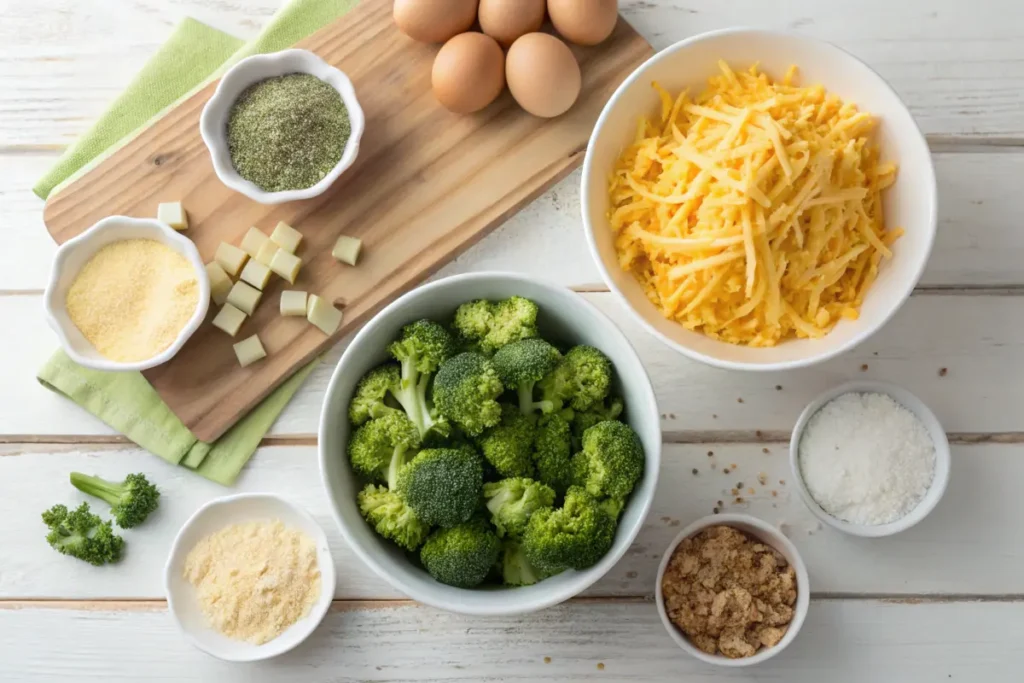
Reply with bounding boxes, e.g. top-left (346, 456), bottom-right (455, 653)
top-left (65, 239), bottom-right (199, 362)
top-left (183, 520), bottom-right (321, 645)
